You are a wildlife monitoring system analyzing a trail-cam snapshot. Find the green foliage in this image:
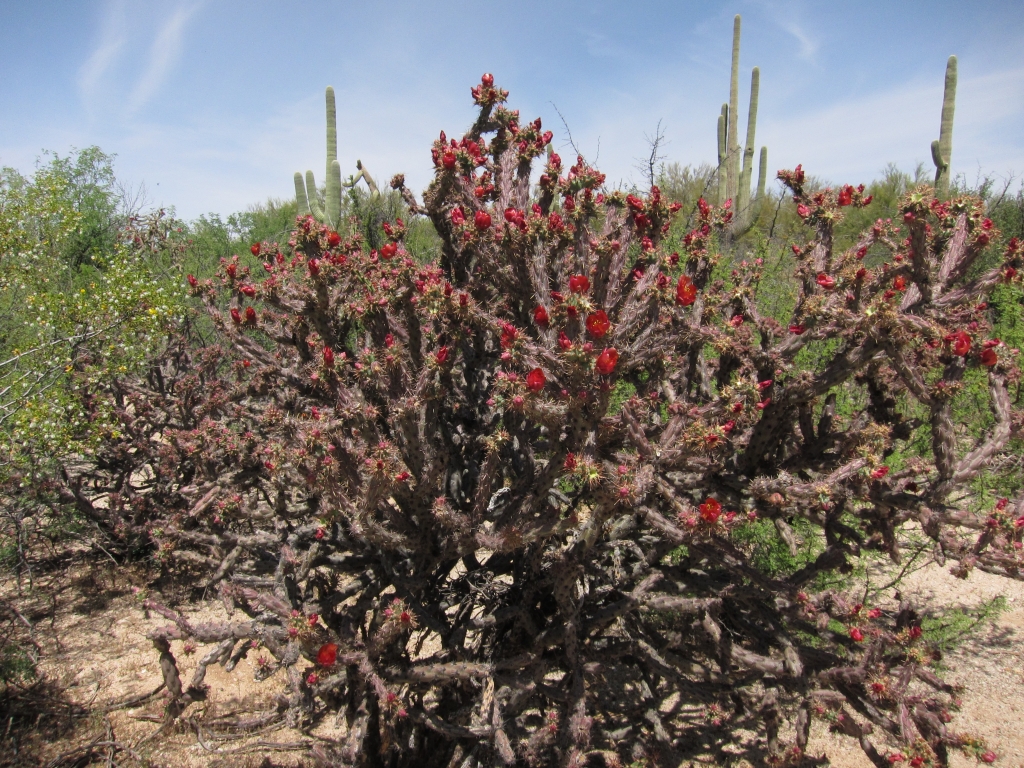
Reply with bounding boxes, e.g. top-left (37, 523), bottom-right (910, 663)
top-left (731, 516), bottom-right (824, 579)
top-left (921, 595), bottom-right (1007, 653)
top-left (0, 150), bottom-right (183, 465)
